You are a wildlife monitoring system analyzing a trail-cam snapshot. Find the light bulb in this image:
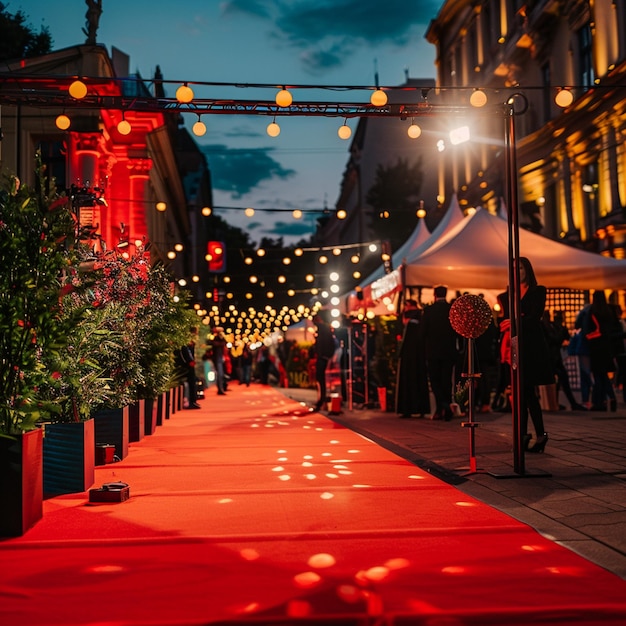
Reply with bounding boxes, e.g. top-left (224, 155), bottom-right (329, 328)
top-left (69, 80), bottom-right (87, 99)
top-left (338, 124), bottom-right (352, 139)
top-left (117, 119), bottom-right (131, 135)
top-left (55, 114), bottom-right (71, 130)
top-left (267, 121), bottom-right (281, 137)
top-left (370, 89), bottom-right (388, 107)
top-left (275, 89), bottom-right (292, 107)
top-left (407, 123), bottom-right (421, 139)
top-left (555, 89), bottom-right (574, 108)
top-left (470, 89), bottom-right (487, 107)
top-left (192, 120), bottom-right (206, 136)
top-left (176, 84), bottom-right (194, 103)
